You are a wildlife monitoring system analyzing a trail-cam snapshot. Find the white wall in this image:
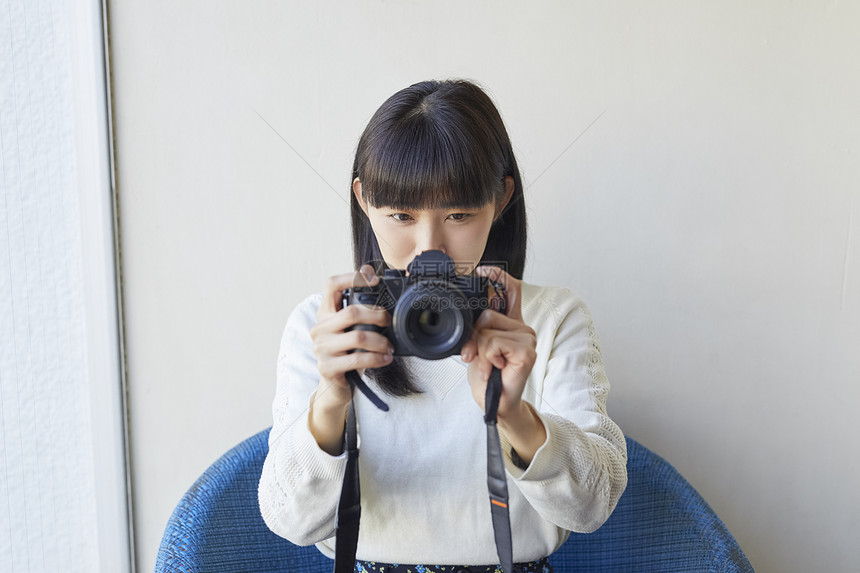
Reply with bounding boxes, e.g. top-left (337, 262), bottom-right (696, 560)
top-left (107, 2), bottom-right (860, 572)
